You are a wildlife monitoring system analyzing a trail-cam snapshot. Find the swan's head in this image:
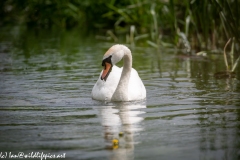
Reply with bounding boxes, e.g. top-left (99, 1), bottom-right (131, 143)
top-left (101, 44), bottom-right (128, 81)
